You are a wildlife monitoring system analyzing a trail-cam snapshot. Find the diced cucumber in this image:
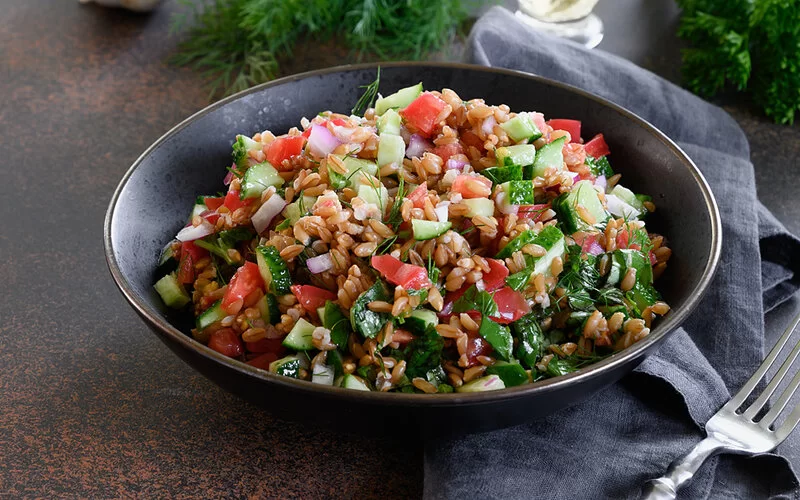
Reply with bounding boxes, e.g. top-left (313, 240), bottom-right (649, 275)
top-left (486, 361), bottom-right (529, 387)
top-left (312, 363), bottom-right (335, 386)
top-left (281, 195), bottom-right (318, 225)
top-left (357, 182), bottom-right (389, 214)
top-left (495, 229), bottom-right (537, 260)
top-left (232, 135), bottom-right (261, 170)
top-left (269, 354), bottom-right (307, 378)
top-left (404, 309), bottom-right (439, 336)
top-left (461, 198), bottom-right (496, 218)
top-left (610, 185), bottom-right (643, 210)
top-left (481, 165), bottom-right (523, 185)
top-left (553, 180), bottom-right (609, 233)
top-left (412, 219), bottom-right (452, 241)
top-left (585, 155), bottom-right (614, 177)
top-left (375, 82), bottom-right (423, 116)
top-left (256, 245), bottom-right (292, 295)
top-left (503, 226), bottom-right (565, 288)
top-left (257, 294), bottom-right (281, 324)
top-left (500, 113), bottom-right (542, 142)
top-left (377, 133), bottom-right (406, 167)
top-left (342, 373), bottom-right (371, 391)
top-left (498, 180), bottom-right (536, 205)
top-left (531, 136), bottom-right (566, 178)
top-left (377, 109), bottom-right (401, 135)
top-left (456, 374), bottom-right (506, 393)
top-left (196, 299), bottom-right (226, 331)
top-left (496, 144), bottom-right (537, 167)
top-left (316, 306), bottom-right (327, 325)
top-left (283, 318), bottom-right (316, 351)
top-left (241, 161), bottom-right (282, 199)
top-left (157, 241), bottom-right (179, 274)
top-left (532, 235), bottom-right (566, 278)
top-left (154, 273), bottom-right (190, 309)
top-left (322, 301), bottom-right (350, 349)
